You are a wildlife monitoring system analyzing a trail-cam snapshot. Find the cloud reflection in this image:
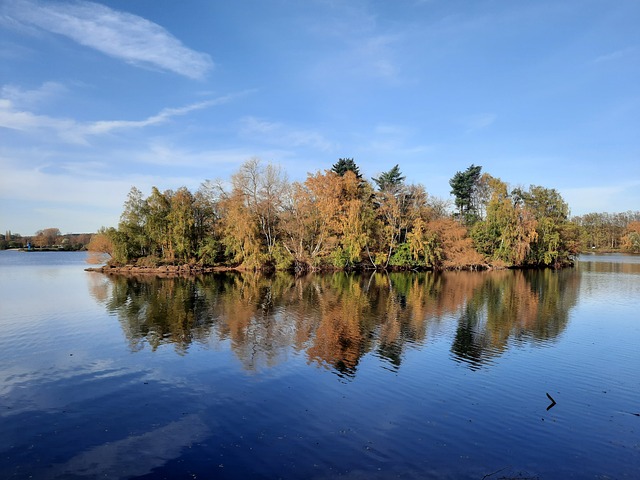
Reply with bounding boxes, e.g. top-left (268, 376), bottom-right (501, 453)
top-left (51, 414), bottom-right (209, 479)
